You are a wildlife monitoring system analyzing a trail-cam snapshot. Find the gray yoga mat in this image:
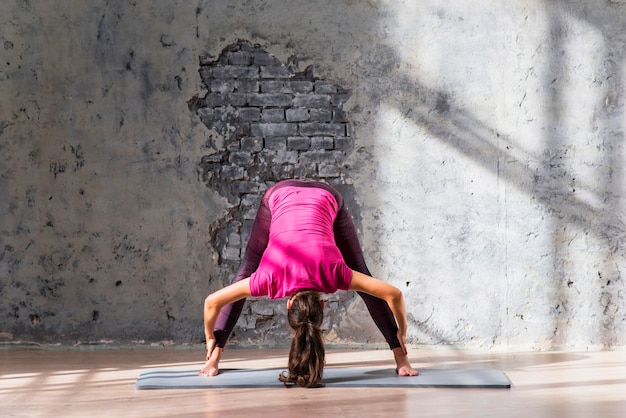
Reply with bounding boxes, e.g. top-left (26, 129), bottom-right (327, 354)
top-left (135, 367), bottom-right (511, 389)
